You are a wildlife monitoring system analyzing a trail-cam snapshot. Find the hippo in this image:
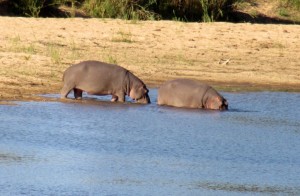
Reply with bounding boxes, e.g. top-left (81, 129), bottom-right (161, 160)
top-left (61, 61), bottom-right (150, 104)
top-left (157, 79), bottom-right (228, 110)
